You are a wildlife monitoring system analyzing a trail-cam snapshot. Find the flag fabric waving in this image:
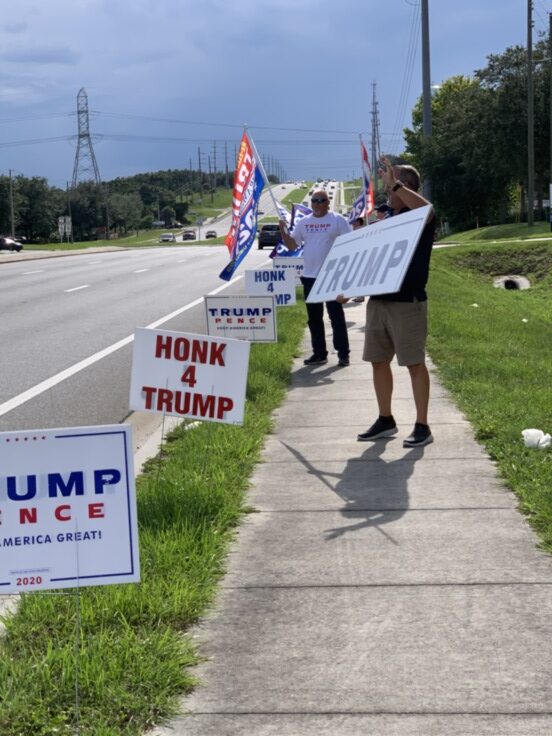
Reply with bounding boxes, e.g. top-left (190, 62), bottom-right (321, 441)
top-left (348, 190), bottom-right (366, 224)
top-left (360, 138), bottom-right (375, 216)
top-left (275, 200), bottom-right (291, 226)
top-left (220, 131), bottom-right (265, 281)
top-left (269, 202), bottom-right (311, 258)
